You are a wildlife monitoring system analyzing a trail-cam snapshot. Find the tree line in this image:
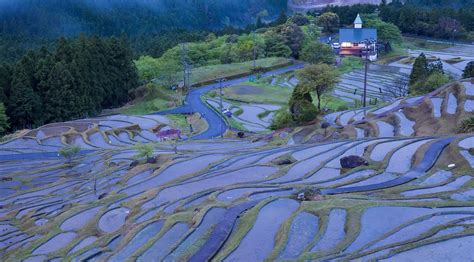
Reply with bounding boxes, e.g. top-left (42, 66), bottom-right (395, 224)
top-left (0, 36), bottom-right (138, 132)
top-left (0, 0), bottom-right (286, 63)
top-left (135, 13), bottom-right (329, 83)
top-left (319, 1), bottom-right (474, 41)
